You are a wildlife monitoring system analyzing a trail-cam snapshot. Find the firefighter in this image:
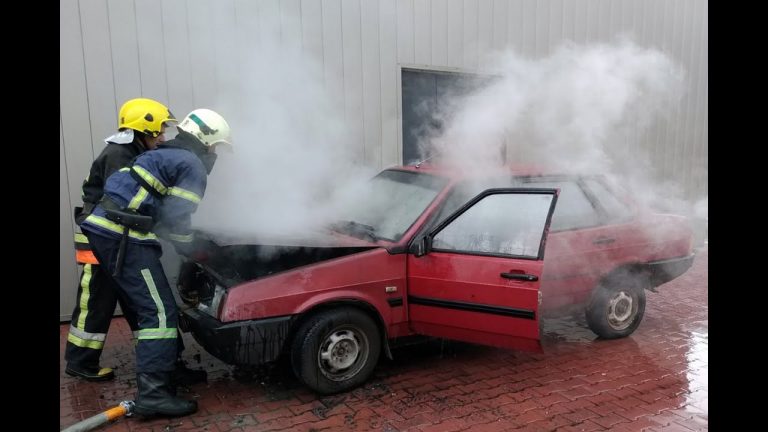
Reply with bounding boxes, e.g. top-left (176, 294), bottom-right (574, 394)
top-left (66, 98), bottom-right (175, 381)
top-left (79, 108), bottom-right (232, 417)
